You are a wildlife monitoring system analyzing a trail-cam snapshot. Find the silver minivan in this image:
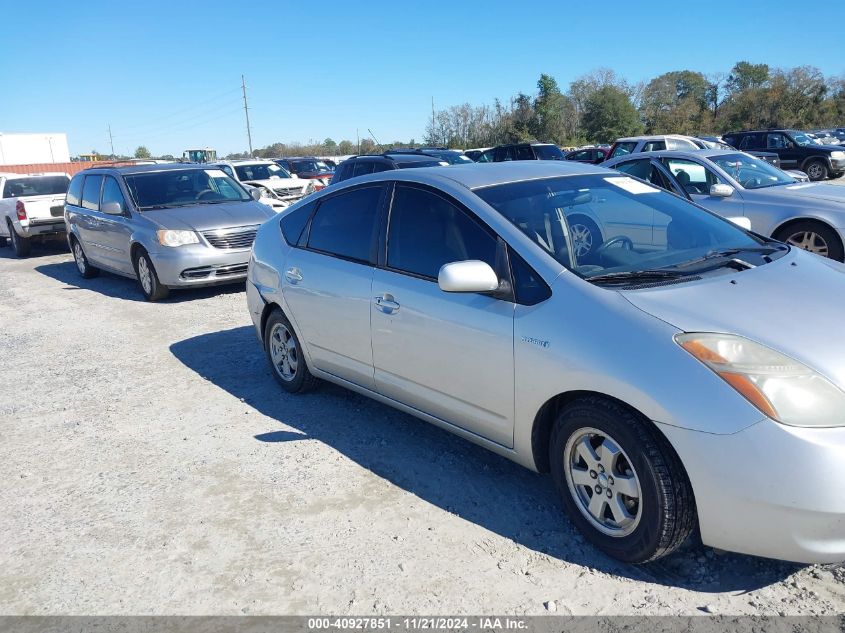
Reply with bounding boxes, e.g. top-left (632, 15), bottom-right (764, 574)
top-left (246, 161), bottom-right (845, 565)
top-left (65, 164), bottom-right (274, 300)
